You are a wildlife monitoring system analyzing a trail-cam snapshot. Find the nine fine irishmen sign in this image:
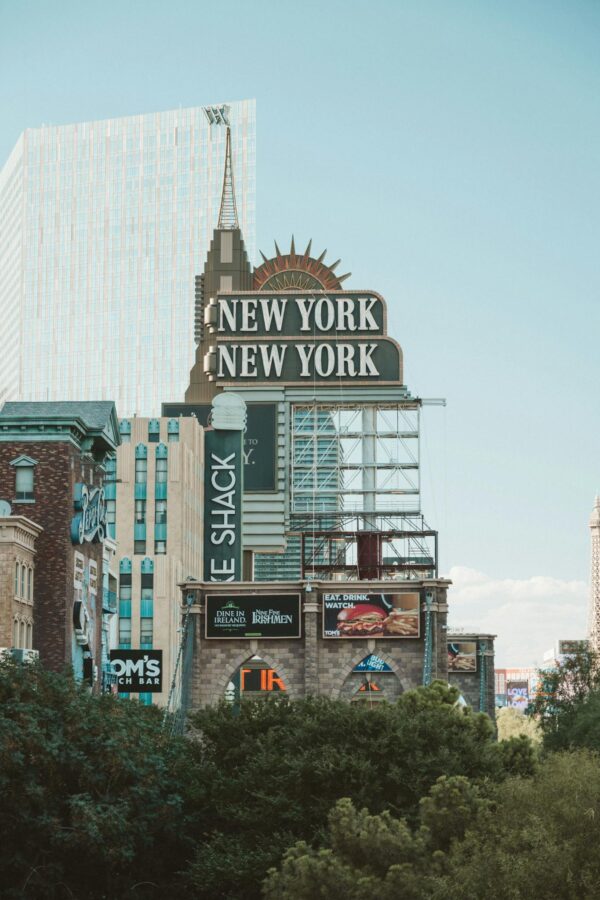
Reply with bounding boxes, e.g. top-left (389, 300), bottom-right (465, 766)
top-left (203, 291), bottom-right (403, 386)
